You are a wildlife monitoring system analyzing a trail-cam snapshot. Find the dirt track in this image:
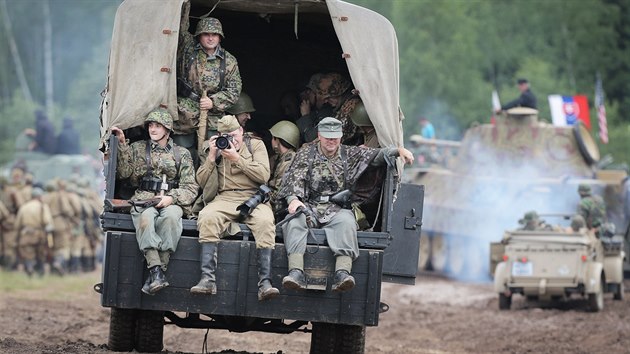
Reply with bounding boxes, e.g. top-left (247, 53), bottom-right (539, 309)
top-left (1, 270), bottom-right (629, 354)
